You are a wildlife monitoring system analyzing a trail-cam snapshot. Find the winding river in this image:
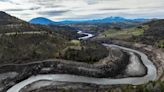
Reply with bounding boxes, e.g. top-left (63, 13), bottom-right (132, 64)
top-left (77, 31), bottom-right (94, 40)
top-left (7, 31), bottom-right (157, 92)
